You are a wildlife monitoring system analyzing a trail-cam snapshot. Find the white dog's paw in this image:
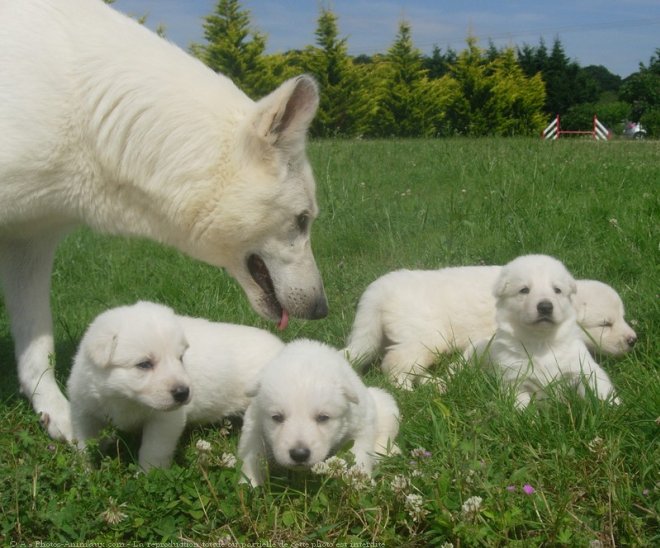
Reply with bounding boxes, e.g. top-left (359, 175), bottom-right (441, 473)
top-left (35, 392), bottom-right (73, 441)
